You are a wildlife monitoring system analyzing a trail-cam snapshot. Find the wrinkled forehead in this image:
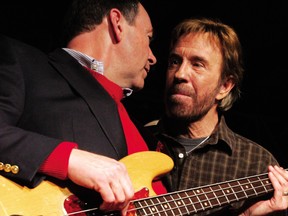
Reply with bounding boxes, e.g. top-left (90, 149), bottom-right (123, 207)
top-left (174, 32), bottom-right (221, 52)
